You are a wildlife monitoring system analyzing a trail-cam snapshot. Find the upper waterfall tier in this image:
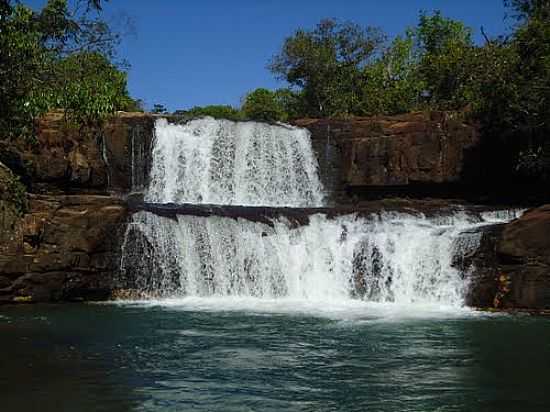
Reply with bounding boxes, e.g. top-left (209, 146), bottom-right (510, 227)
top-left (145, 117), bottom-right (325, 207)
